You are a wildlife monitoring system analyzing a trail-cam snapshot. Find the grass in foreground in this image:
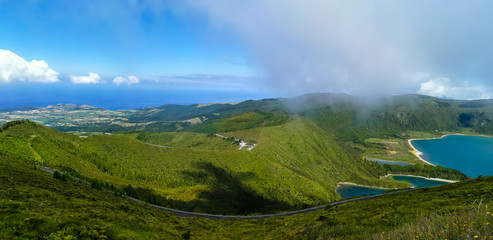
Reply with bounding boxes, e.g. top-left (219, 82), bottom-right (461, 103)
top-left (2, 152), bottom-right (493, 239)
top-left (1, 119), bottom-right (413, 215)
top-left (372, 206), bottom-right (493, 240)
